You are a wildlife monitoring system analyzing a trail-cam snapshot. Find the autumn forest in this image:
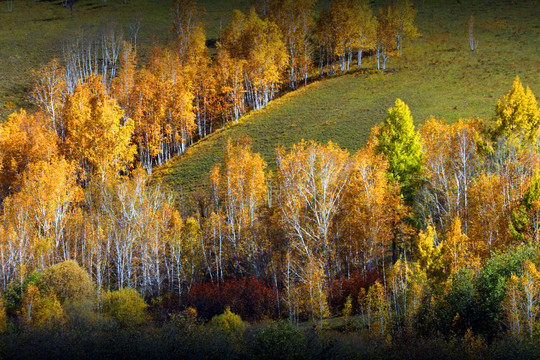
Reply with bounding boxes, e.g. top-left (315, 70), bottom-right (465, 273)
top-left (0, 0), bottom-right (539, 358)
